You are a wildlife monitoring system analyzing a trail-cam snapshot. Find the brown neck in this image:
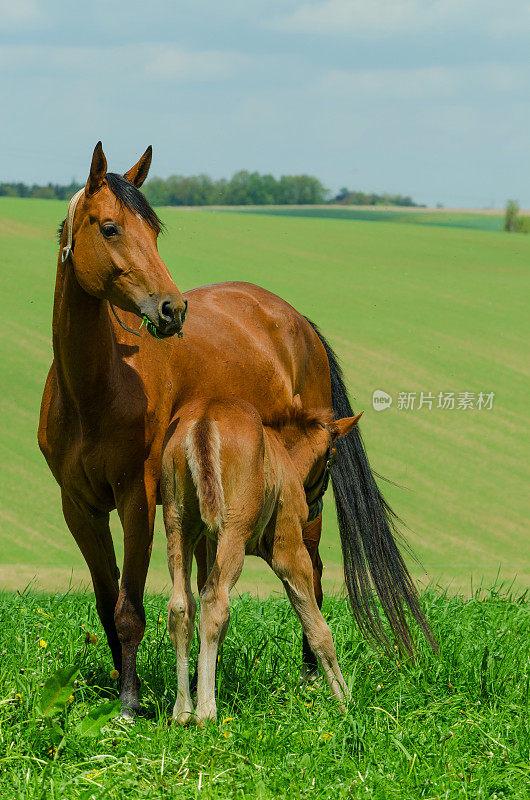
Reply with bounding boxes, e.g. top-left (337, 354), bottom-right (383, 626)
top-left (52, 252), bottom-right (118, 415)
